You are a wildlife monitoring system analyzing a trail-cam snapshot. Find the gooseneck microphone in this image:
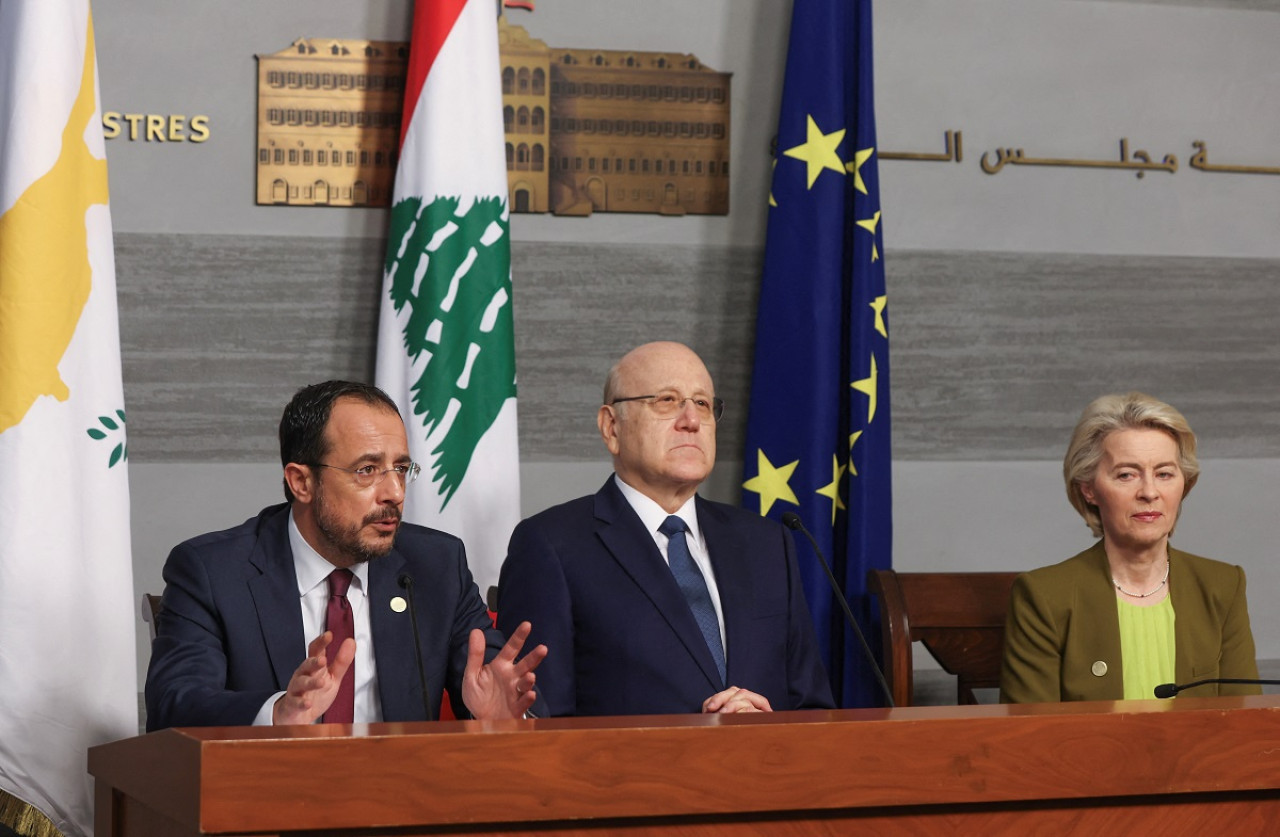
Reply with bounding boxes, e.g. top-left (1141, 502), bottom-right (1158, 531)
top-left (397, 573), bottom-right (432, 720)
top-left (781, 512), bottom-right (895, 707)
top-left (1154, 678), bottom-right (1280, 699)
